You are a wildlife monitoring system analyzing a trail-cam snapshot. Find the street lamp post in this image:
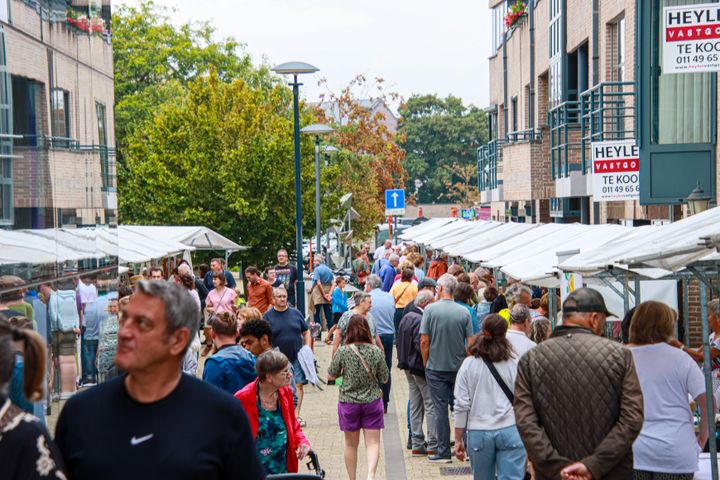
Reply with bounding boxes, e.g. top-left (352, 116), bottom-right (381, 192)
top-left (271, 61), bottom-right (319, 316)
top-left (301, 123), bottom-right (334, 261)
